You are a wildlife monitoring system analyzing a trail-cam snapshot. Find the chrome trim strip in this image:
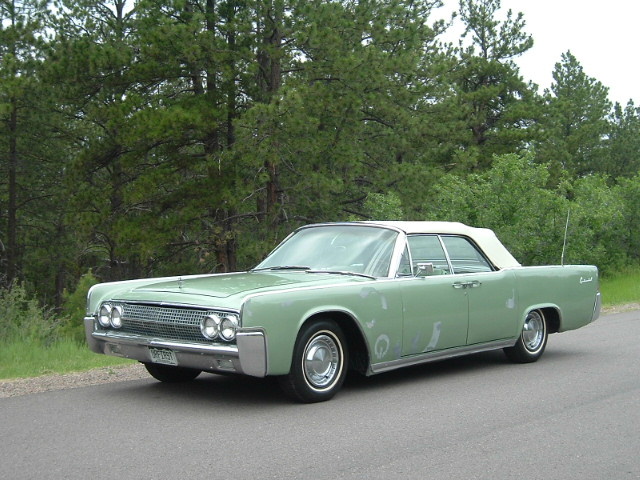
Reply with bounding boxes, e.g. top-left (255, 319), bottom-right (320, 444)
top-left (369, 339), bottom-right (516, 375)
top-left (388, 231), bottom-right (409, 278)
top-left (296, 222), bottom-right (406, 235)
top-left (437, 235), bottom-right (455, 273)
top-left (107, 300), bottom-right (240, 315)
top-left (592, 291), bottom-right (602, 322)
